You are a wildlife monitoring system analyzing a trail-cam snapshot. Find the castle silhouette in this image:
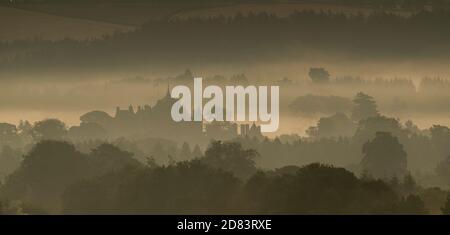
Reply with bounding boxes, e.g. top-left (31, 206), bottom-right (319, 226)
top-left (78, 87), bottom-right (263, 144)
